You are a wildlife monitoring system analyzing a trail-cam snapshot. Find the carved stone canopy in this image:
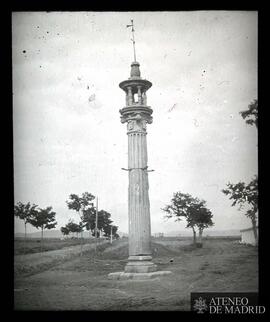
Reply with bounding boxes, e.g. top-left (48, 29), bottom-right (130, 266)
top-left (119, 78), bottom-right (152, 93)
top-left (119, 61), bottom-right (153, 125)
top-left (119, 61), bottom-right (152, 93)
